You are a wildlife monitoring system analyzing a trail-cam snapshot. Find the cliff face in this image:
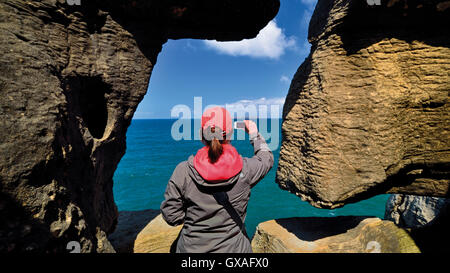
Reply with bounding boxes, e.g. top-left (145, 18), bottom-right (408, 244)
top-left (277, 0), bottom-right (450, 209)
top-left (0, 0), bottom-right (279, 252)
